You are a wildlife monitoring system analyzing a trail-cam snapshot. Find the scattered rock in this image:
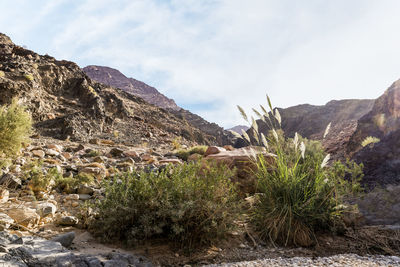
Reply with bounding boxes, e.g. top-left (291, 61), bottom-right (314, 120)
top-left (57, 215), bottom-right (78, 226)
top-left (0, 213), bottom-right (14, 230)
top-left (205, 146), bottom-right (226, 156)
top-left (0, 189), bottom-right (9, 203)
top-left (0, 174), bottom-right (21, 189)
top-left (159, 159), bottom-right (183, 165)
top-left (6, 208), bottom-right (40, 228)
top-left (51, 231), bottom-right (75, 248)
top-left (31, 150), bottom-right (45, 158)
top-left (77, 184), bottom-right (94, 195)
top-left (37, 202), bottom-right (57, 217)
top-left (109, 147), bottom-right (124, 157)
